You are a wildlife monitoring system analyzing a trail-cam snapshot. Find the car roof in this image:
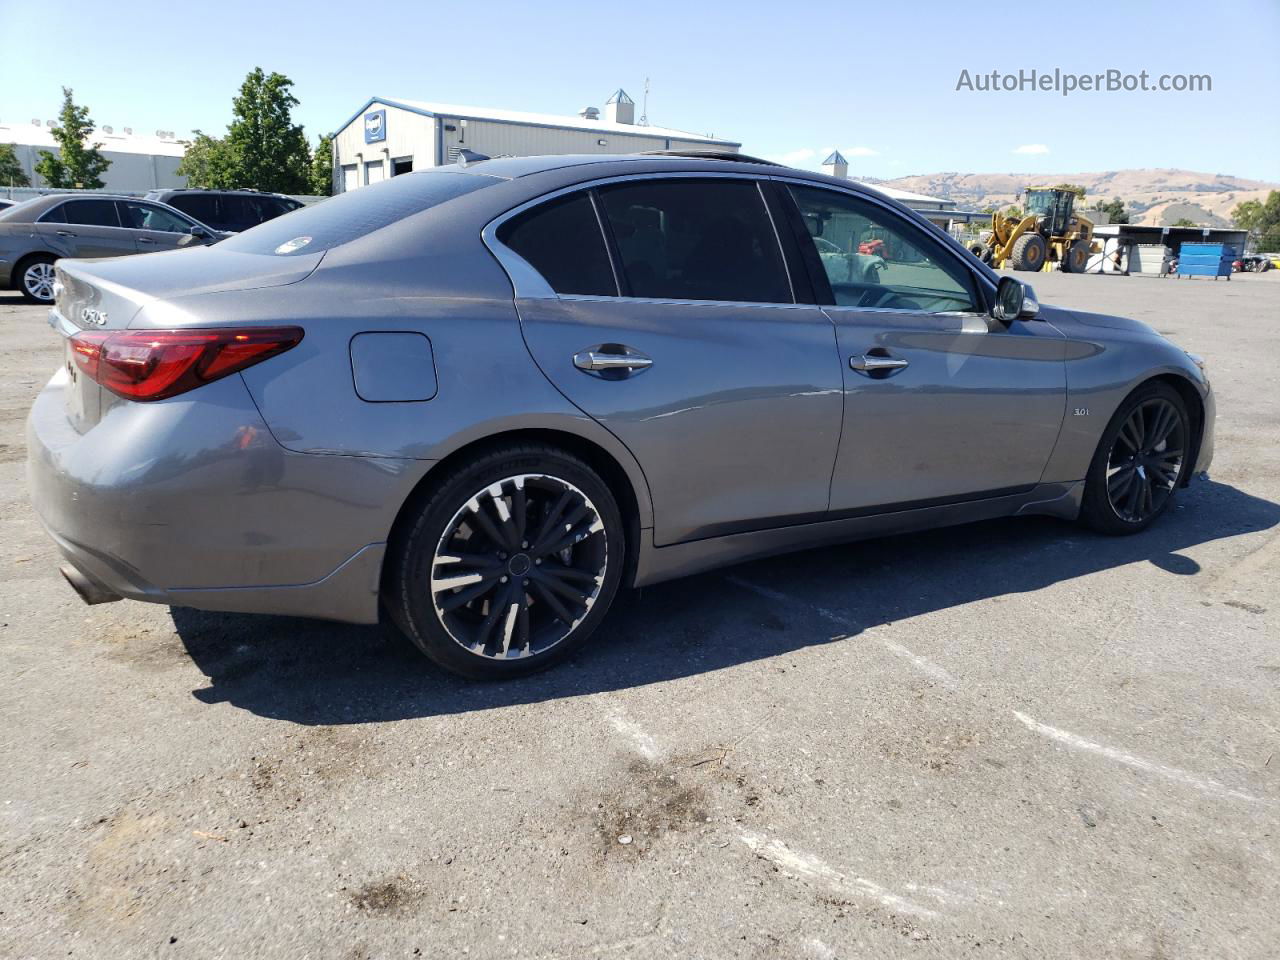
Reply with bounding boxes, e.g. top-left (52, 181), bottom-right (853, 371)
top-left (148, 188), bottom-right (295, 198)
